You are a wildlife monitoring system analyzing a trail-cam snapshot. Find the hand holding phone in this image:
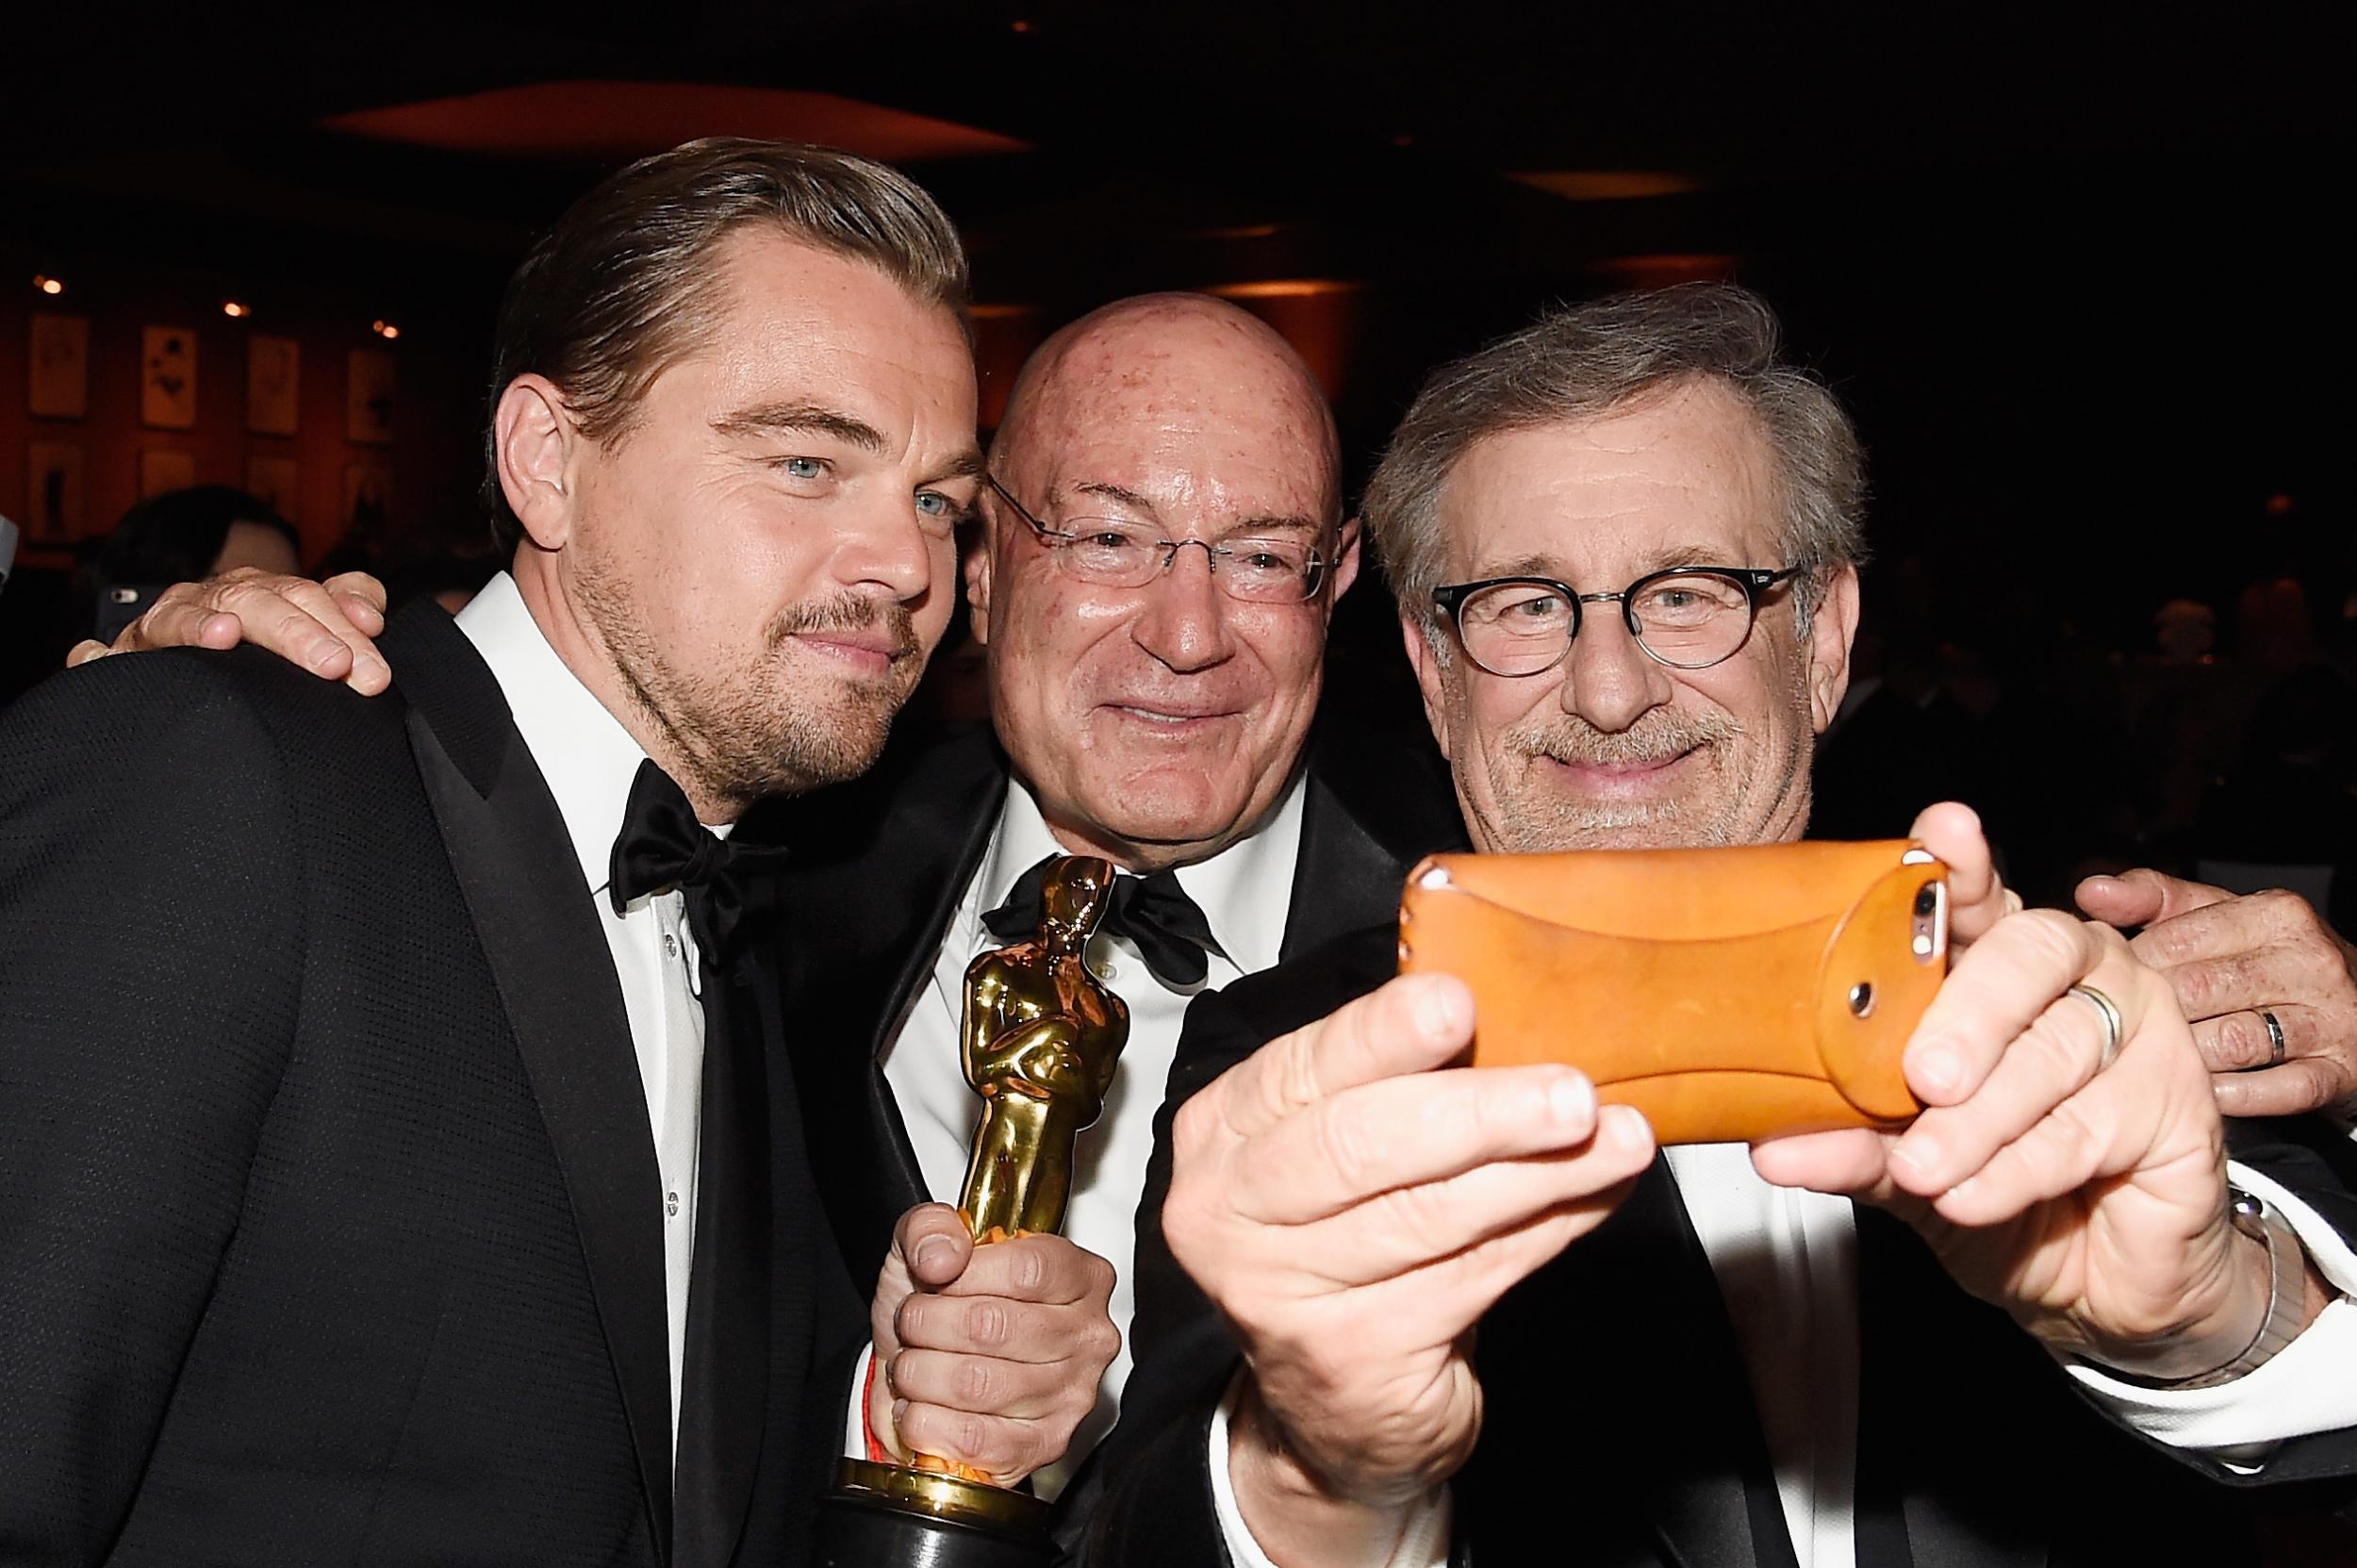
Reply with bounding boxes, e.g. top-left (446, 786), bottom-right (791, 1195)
top-left (1397, 839), bottom-right (1948, 1145)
